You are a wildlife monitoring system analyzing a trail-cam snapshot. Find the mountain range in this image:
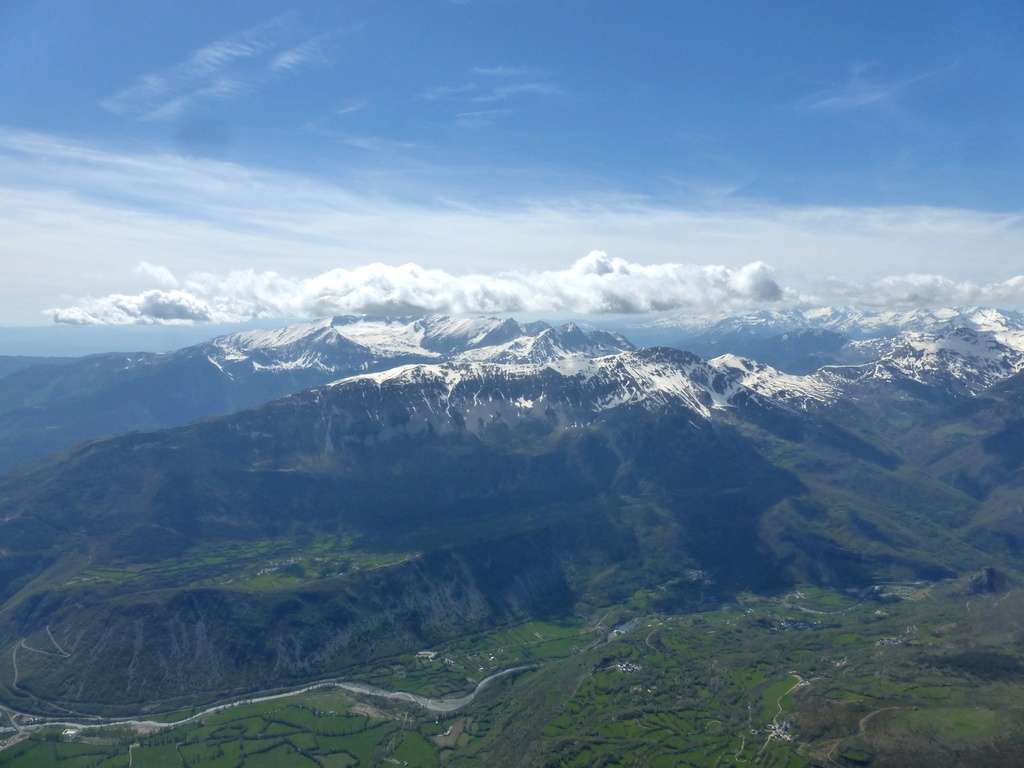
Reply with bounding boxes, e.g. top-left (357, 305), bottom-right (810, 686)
top-left (622, 305), bottom-right (1024, 373)
top-left (4, 306), bottom-right (1024, 714)
top-left (6, 306), bottom-right (1024, 479)
top-left (0, 315), bottom-right (631, 474)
